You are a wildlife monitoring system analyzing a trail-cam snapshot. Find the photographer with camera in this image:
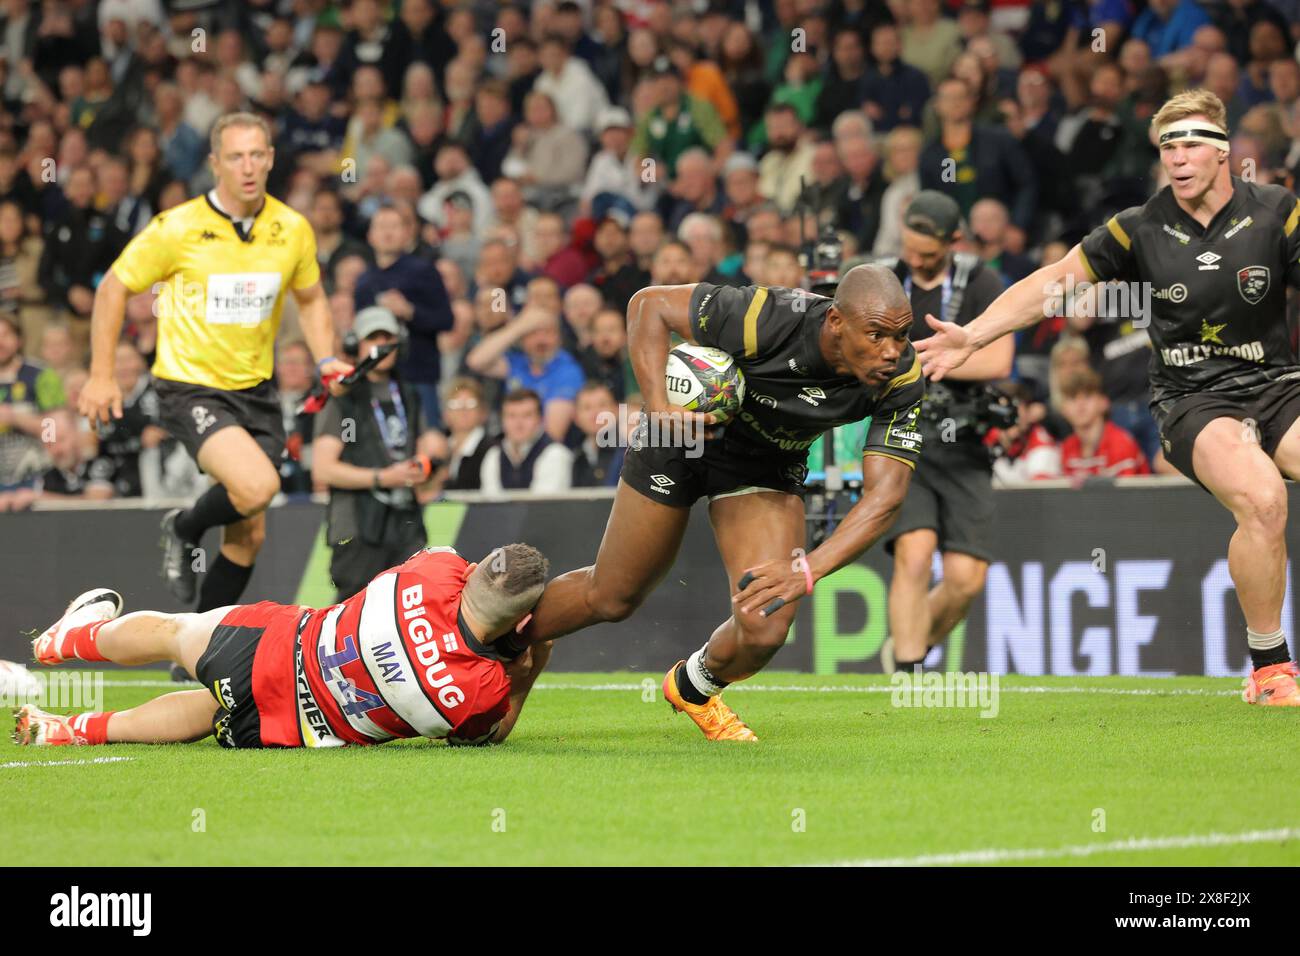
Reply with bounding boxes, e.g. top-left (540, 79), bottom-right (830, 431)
top-left (879, 192), bottom-right (1013, 672)
top-left (312, 306), bottom-right (449, 602)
